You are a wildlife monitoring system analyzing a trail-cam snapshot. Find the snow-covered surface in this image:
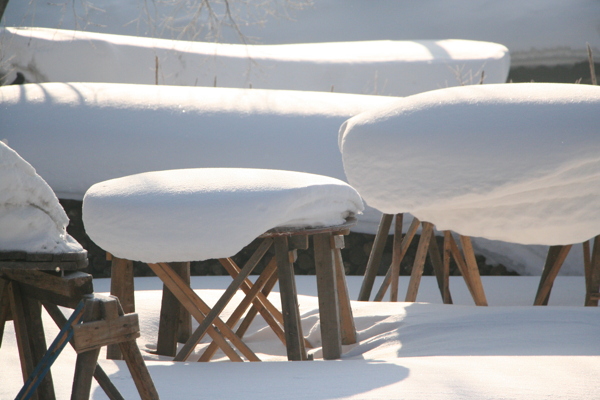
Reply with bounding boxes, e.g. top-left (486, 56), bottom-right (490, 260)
top-left (0, 27), bottom-right (510, 95)
top-left (82, 168), bottom-right (363, 262)
top-left (0, 141), bottom-right (83, 253)
top-left (340, 83), bottom-right (600, 246)
top-left (2, 0), bottom-right (597, 67)
top-left (1, 275), bottom-right (599, 399)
